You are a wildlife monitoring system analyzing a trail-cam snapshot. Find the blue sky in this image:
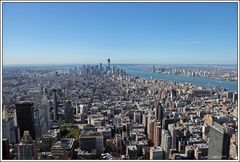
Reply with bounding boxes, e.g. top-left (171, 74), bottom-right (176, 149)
top-left (3, 2), bottom-right (238, 65)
